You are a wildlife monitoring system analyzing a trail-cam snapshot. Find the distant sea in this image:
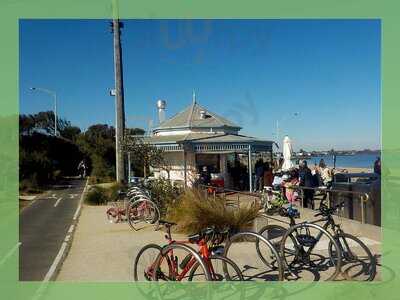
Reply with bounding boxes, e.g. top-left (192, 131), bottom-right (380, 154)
top-left (299, 153), bottom-right (380, 169)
